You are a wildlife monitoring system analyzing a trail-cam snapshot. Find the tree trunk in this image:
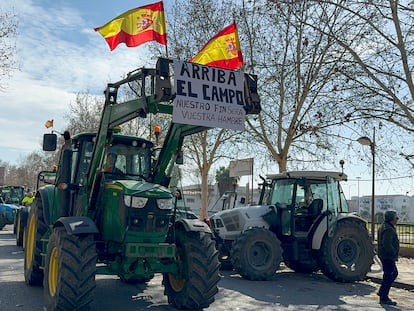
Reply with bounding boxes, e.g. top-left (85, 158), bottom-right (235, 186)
top-left (199, 169), bottom-right (209, 220)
